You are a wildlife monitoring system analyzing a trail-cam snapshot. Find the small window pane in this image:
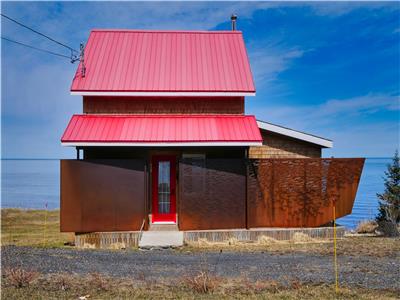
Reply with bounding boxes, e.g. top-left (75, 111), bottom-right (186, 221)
top-left (158, 161), bottom-right (170, 214)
